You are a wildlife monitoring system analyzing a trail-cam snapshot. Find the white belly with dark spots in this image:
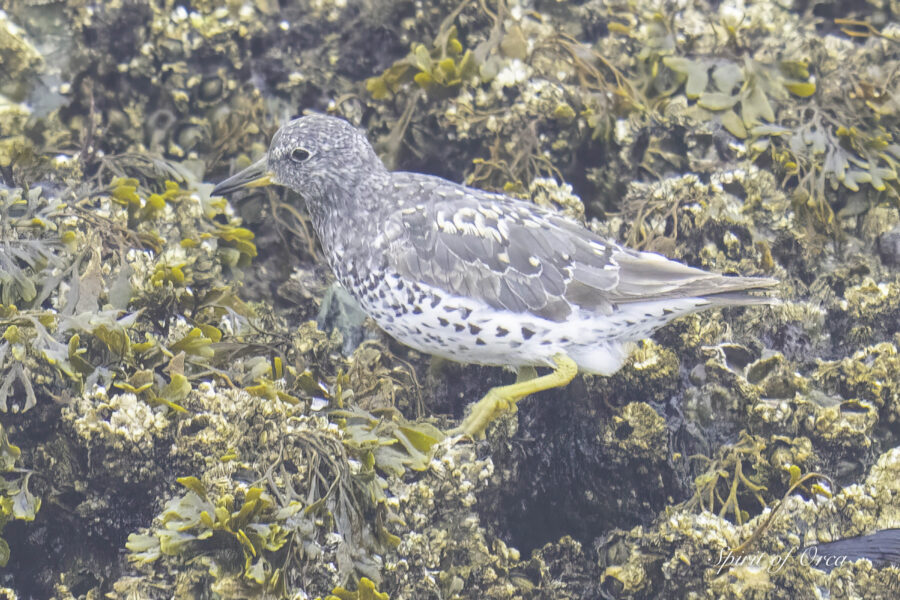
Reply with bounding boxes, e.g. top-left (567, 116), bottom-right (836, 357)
top-left (348, 272), bottom-right (709, 375)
